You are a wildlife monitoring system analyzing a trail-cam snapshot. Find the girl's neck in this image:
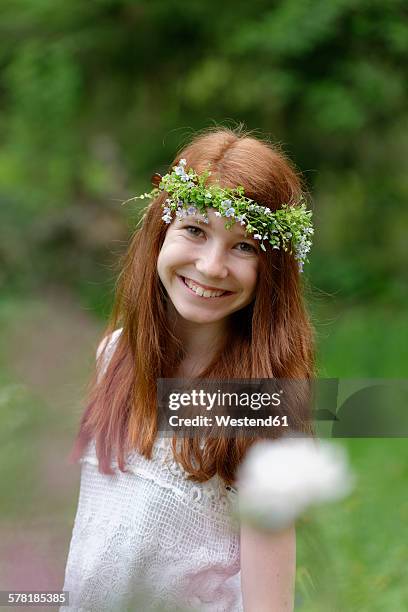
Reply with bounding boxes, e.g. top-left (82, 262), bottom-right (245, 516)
top-left (166, 303), bottom-right (228, 376)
